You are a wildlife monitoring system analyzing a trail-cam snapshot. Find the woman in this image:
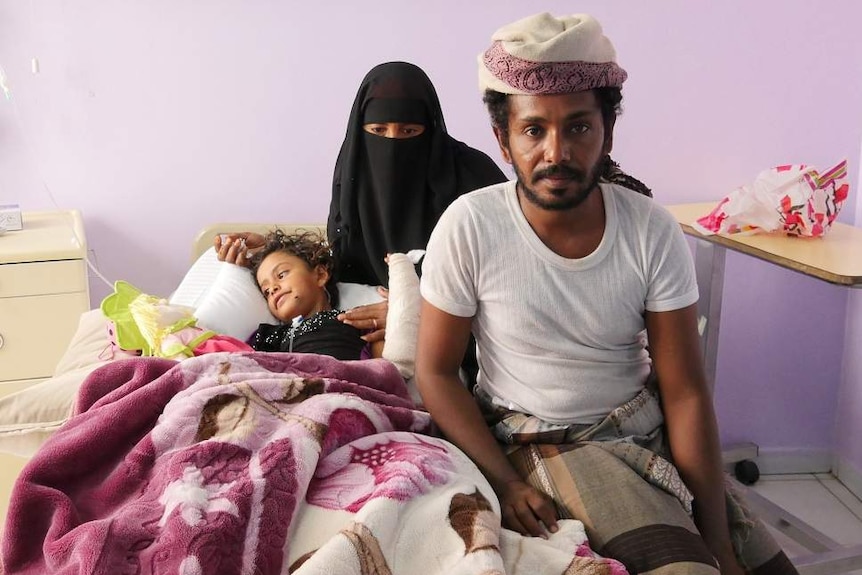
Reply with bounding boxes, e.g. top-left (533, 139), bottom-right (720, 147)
top-left (217, 61), bottom-right (506, 339)
top-left (328, 61), bottom-right (506, 287)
